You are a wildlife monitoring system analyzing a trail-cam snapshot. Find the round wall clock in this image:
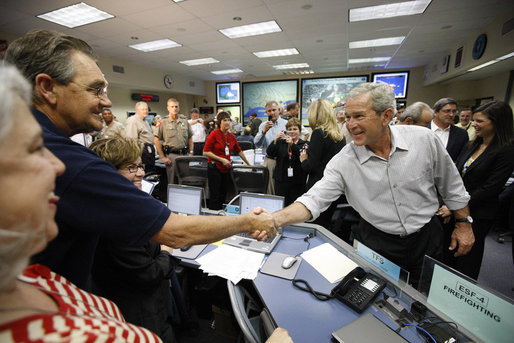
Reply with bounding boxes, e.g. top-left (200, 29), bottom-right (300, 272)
top-left (472, 34), bottom-right (487, 60)
top-left (164, 74), bottom-right (174, 89)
